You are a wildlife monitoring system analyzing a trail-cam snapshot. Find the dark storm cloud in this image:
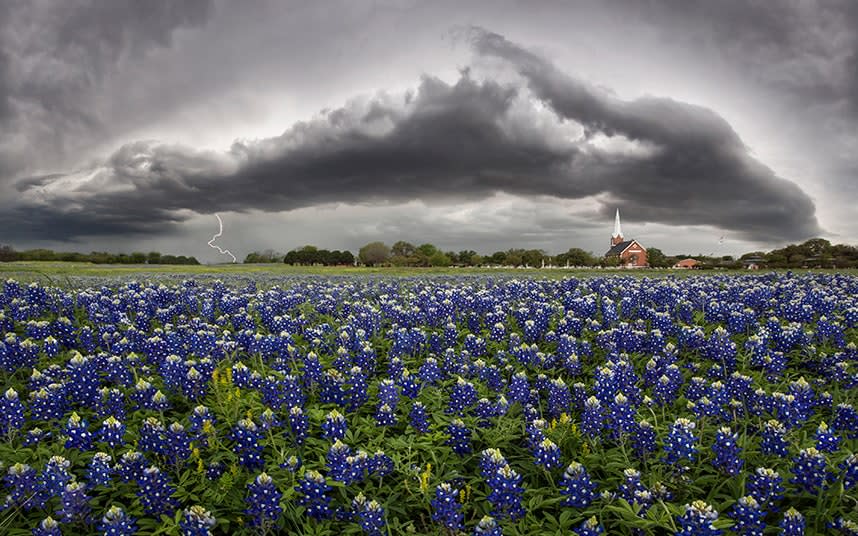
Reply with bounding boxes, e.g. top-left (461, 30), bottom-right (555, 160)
top-left (8, 29), bottom-right (821, 243)
top-left (618, 0), bottom-right (858, 117)
top-left (0, 0), bottom-right (213, 176)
